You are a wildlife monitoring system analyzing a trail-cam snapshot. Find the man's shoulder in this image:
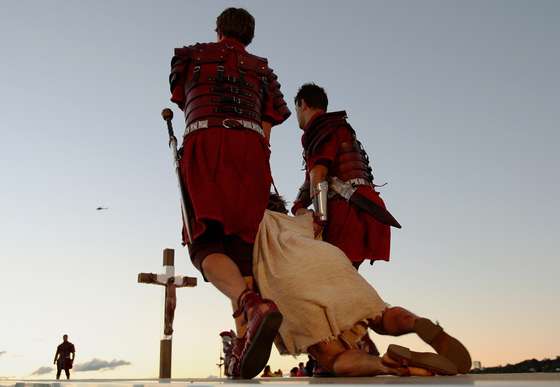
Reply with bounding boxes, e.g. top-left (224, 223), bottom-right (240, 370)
top-left (173, 42), bottom-right (270, 68)
top-left (243, 51), bottom-right (268, 64)
top-left (173, 41), bottom-right (218, 57)
top-left (324, 112), bottom-right (355, 137)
